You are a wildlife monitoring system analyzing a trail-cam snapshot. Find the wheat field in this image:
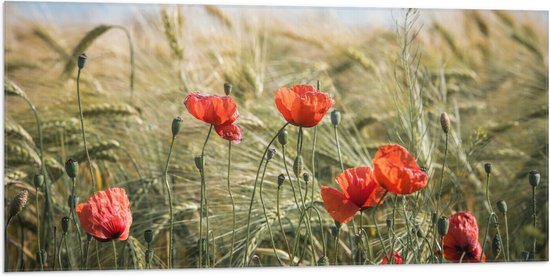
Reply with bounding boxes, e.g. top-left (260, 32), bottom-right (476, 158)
top-left (2, 3), bottom-right (548, 271)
